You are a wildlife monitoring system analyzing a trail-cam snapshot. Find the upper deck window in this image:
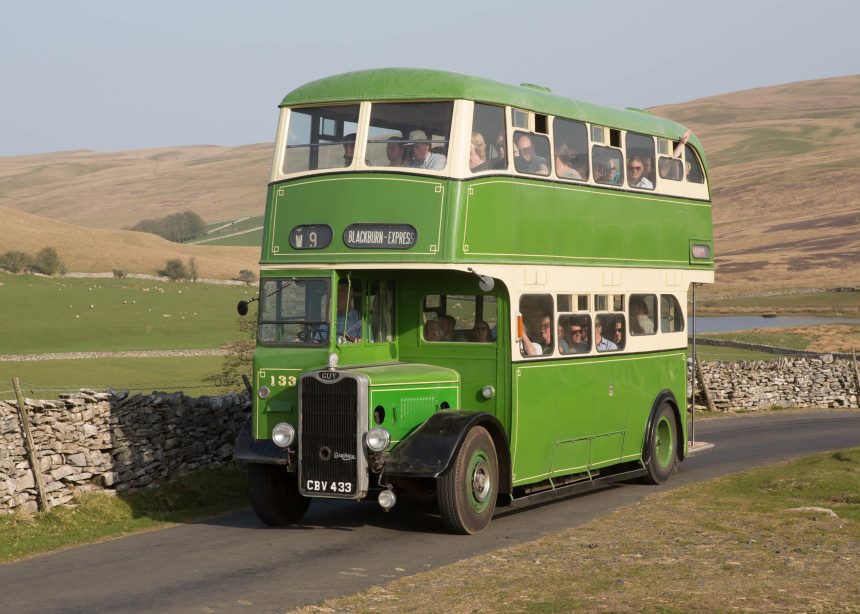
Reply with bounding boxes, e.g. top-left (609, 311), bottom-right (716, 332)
top-left (470, 103), bottom-right (507, 172)
top-left (513, 131), bottom-right (551, 177)
top-left (553, 118), bottom-right (589, 181)
top-left (625, 132), bottom-right (656, 190)
top-left (684, 144), bottom-right (705, 183)
top-left (283, 105), bottom-right (360, 174)
top-left (366, 102), bottom-right (453, 170)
